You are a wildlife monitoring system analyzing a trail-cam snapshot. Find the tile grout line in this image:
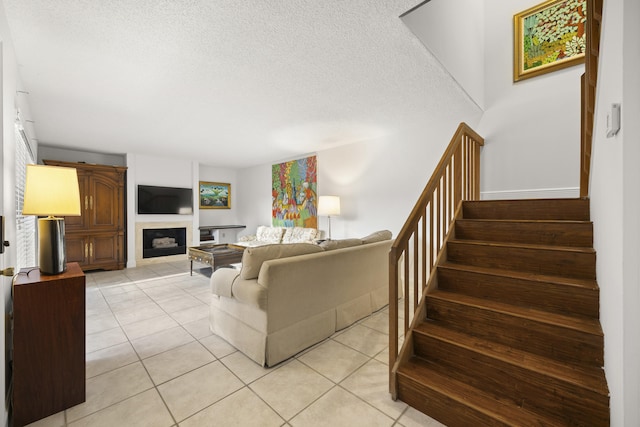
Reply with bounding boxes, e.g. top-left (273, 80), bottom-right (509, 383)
top-left (70, 264), bottom-right (412, 426)
top-left (70, 267), bottom-right (190, 426)
top-left (96, 265), bottom-right (229, 426)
